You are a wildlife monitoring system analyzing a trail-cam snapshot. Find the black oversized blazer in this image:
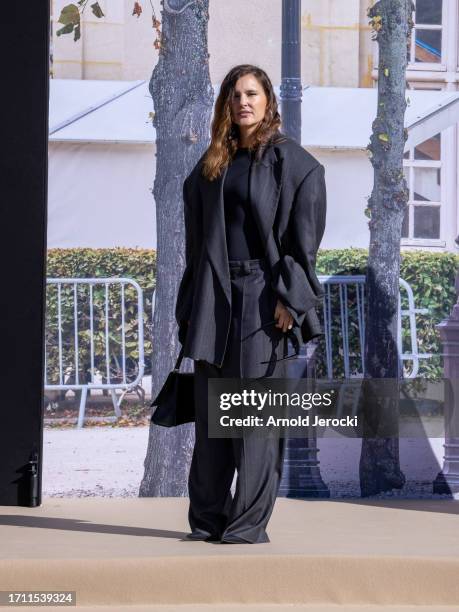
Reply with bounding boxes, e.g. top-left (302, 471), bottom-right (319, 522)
top-left (175, 132), bottom-right (327, 368)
